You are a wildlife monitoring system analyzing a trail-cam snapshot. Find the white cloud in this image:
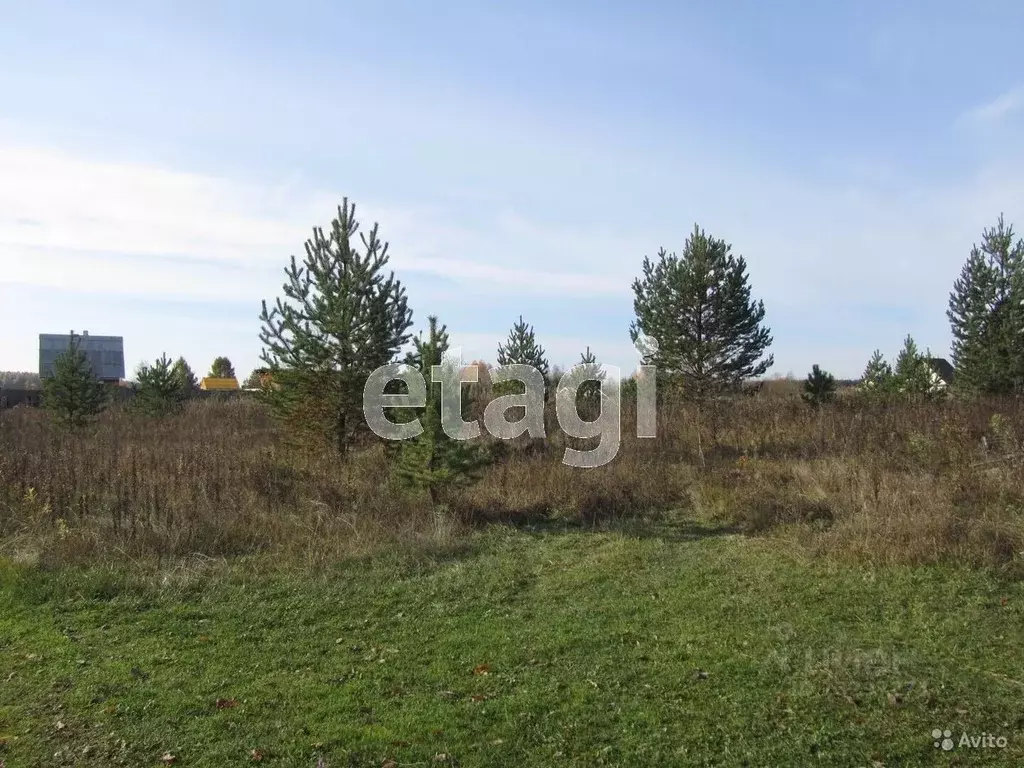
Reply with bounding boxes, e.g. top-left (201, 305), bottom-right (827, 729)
top-left (0, 140), bottom-right (632, 301)
top-left (958, 85), bottom-right (1024, 128)
top-left (0, 143), bottom-right (315, 263)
